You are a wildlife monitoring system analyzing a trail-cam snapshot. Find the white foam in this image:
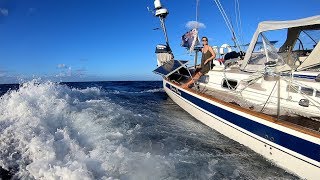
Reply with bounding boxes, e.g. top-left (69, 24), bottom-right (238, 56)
top-left (105, 88), bottom-right (164, 95)
top-left (138, 88), bottom-right (164, 93)
top-left (0, 80), bottom-right (172, 179)
top-left (0, 80), bottom-right (296, 179)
